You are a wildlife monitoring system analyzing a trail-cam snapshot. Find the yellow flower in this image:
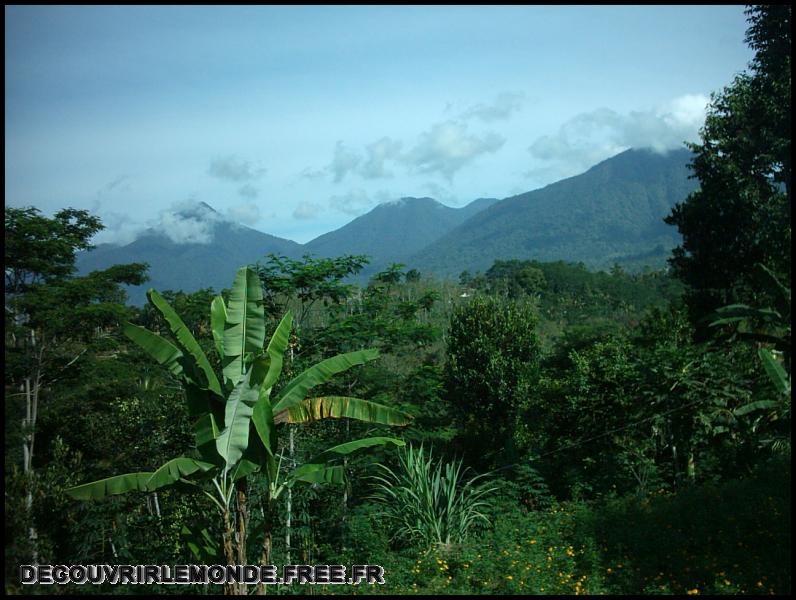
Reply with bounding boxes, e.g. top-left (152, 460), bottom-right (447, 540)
top-left (607, 568), bottom-right (612, 574)
top-left (529, 539), bottom-right (537, 544)
top-left (687, 589), bottom-right (699, 595)
top-left (507, 575), bottom-right (513, 581)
